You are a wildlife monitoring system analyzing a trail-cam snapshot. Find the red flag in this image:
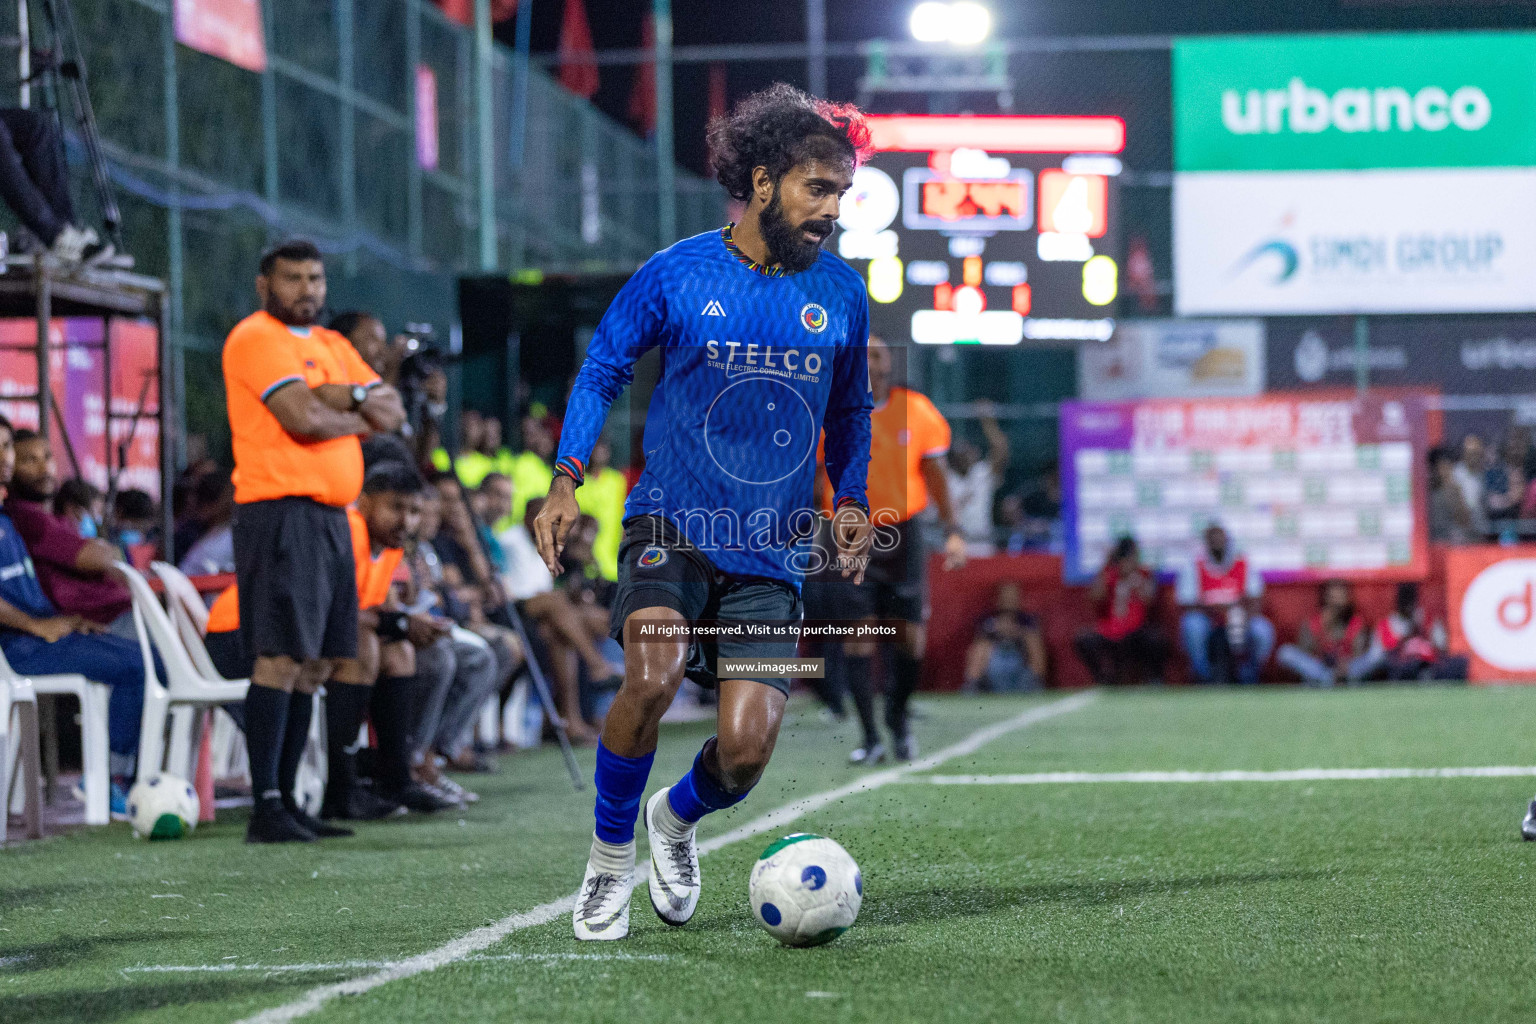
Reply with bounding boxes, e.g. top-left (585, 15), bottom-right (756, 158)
top-left (628, 16), bottom-right (656, 137)
top-left (707, 63), bottom-right (727, 123)
top-left (558, 0), bottom-right (599, 99)
top-left (705, 63), bottom-right (727, 172)
top-left (1127, 236), bottom-right (1158, 312)
top-left (436, 0), bottom-right (472, 24)
top-left (434, 0), bottom-right (518, 26)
